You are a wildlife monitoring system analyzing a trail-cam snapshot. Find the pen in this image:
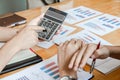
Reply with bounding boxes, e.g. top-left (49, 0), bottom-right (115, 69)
top-left (90, 42), bottom-right (101, 74)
